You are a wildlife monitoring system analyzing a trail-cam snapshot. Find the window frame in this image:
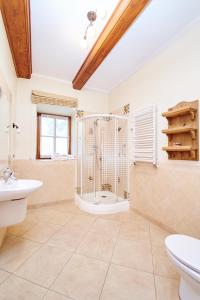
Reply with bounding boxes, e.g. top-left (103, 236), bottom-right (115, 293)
top-left (36, 112), bottom-right (71, 159)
